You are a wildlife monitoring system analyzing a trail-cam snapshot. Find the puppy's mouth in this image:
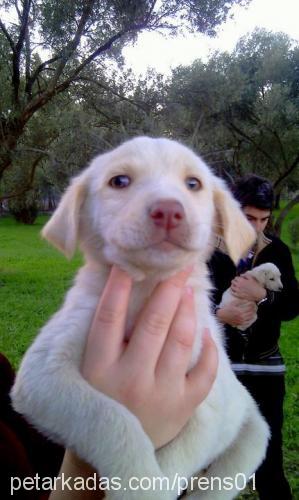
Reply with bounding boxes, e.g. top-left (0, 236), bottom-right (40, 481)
top-left (114, 234), bottom-right (192, 252)
top-left (149, 237), bottom-right (187, 252)
top-left (105, 229), bottom-right (201, 275)
top-left (109, 226), bottom-right (198, 253)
